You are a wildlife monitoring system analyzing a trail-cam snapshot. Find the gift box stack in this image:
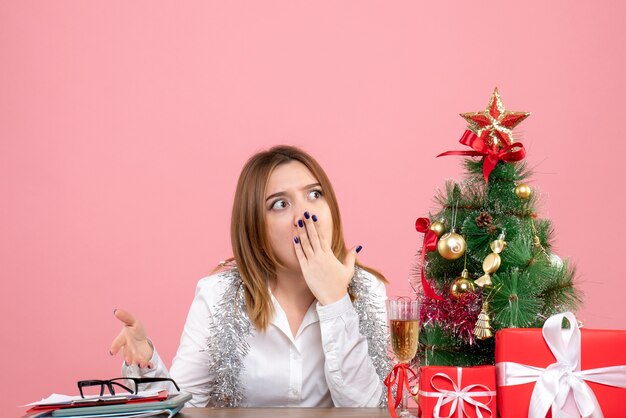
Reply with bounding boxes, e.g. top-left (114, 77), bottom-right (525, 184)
top-left (416, 312), bottom-right (626, 417)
